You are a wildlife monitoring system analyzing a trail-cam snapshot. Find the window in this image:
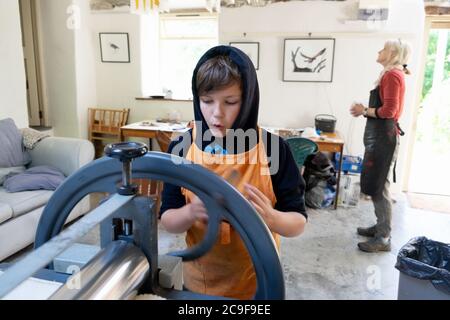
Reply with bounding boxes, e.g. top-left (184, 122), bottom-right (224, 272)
top-left (159, 14), bottom-right (218, 100)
